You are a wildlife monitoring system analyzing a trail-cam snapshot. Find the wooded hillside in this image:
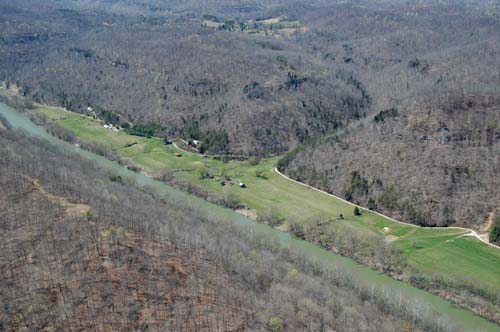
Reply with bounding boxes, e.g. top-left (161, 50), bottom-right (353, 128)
top-left (282, 3), bottom-right (500, 229)
top-left (1, 1), bottom-right (499, 229)
top-left (0, 121), bottom-right (455, 331)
